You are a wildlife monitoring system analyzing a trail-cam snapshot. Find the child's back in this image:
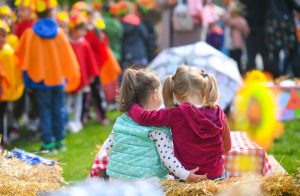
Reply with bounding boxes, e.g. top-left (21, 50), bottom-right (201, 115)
top-left (129, 65), bottom-right (231, 179)
top-left (129, 103), bottom-right (228, 179)
top-left (95, 68), bottom-right (205, 182)
top-left (107, 114), bottom-right (171, 179)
